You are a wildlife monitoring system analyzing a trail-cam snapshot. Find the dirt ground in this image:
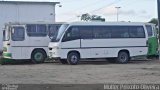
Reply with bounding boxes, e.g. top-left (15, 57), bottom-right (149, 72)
top-left (0, 59), bottom-right (160, 84)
